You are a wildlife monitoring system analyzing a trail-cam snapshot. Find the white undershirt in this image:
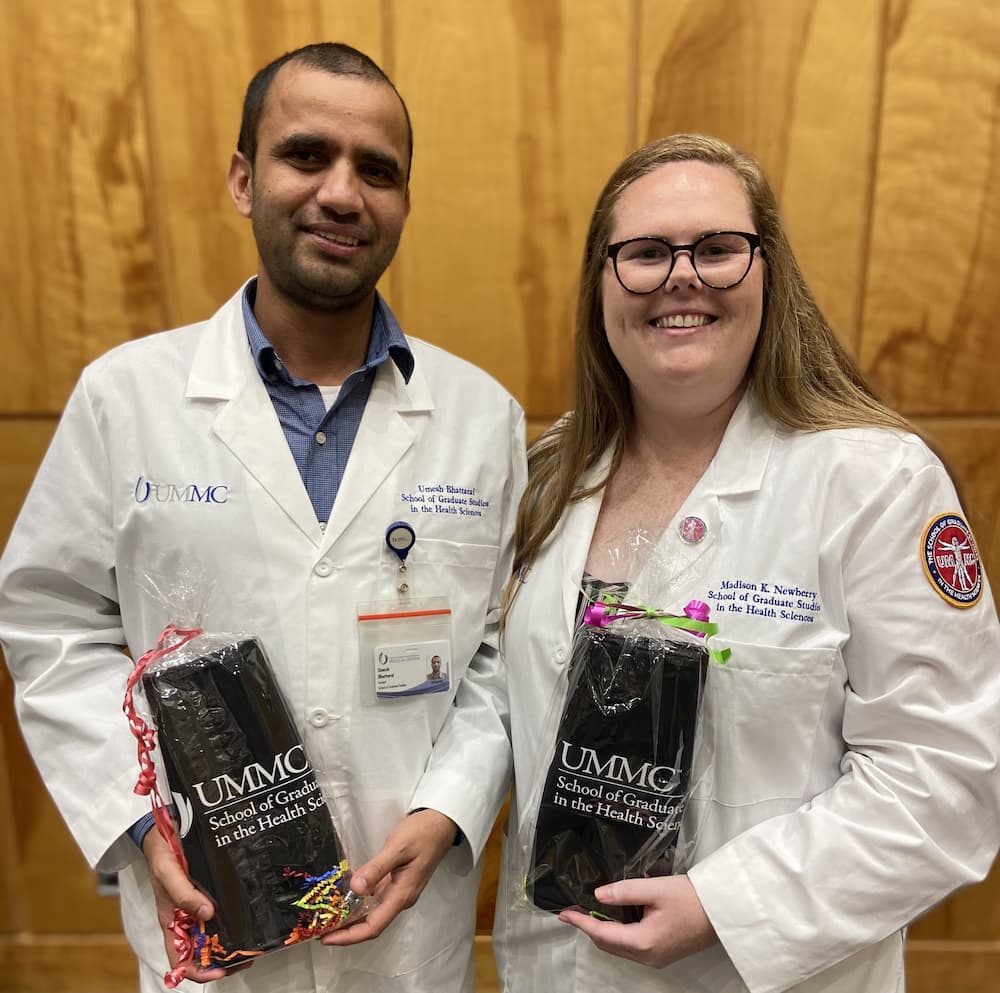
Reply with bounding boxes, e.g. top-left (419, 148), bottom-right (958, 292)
top-left (317, 385), bottom-right (341, 412)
